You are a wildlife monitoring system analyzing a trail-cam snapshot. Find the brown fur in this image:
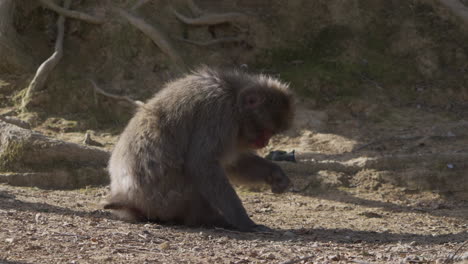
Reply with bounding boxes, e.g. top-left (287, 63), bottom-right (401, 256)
top-left (105, 67), bottom-right (294, 232)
